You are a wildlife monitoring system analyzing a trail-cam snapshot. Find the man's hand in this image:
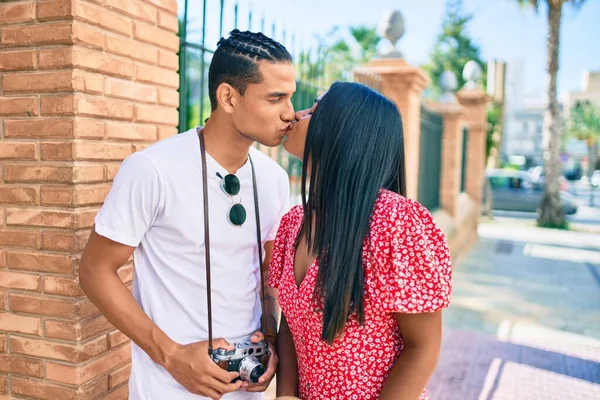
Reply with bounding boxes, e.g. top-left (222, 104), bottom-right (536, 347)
top-left (164, 338), bottom-right (243, 399)
top-left (241, 331), bottom-right (278, 392)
